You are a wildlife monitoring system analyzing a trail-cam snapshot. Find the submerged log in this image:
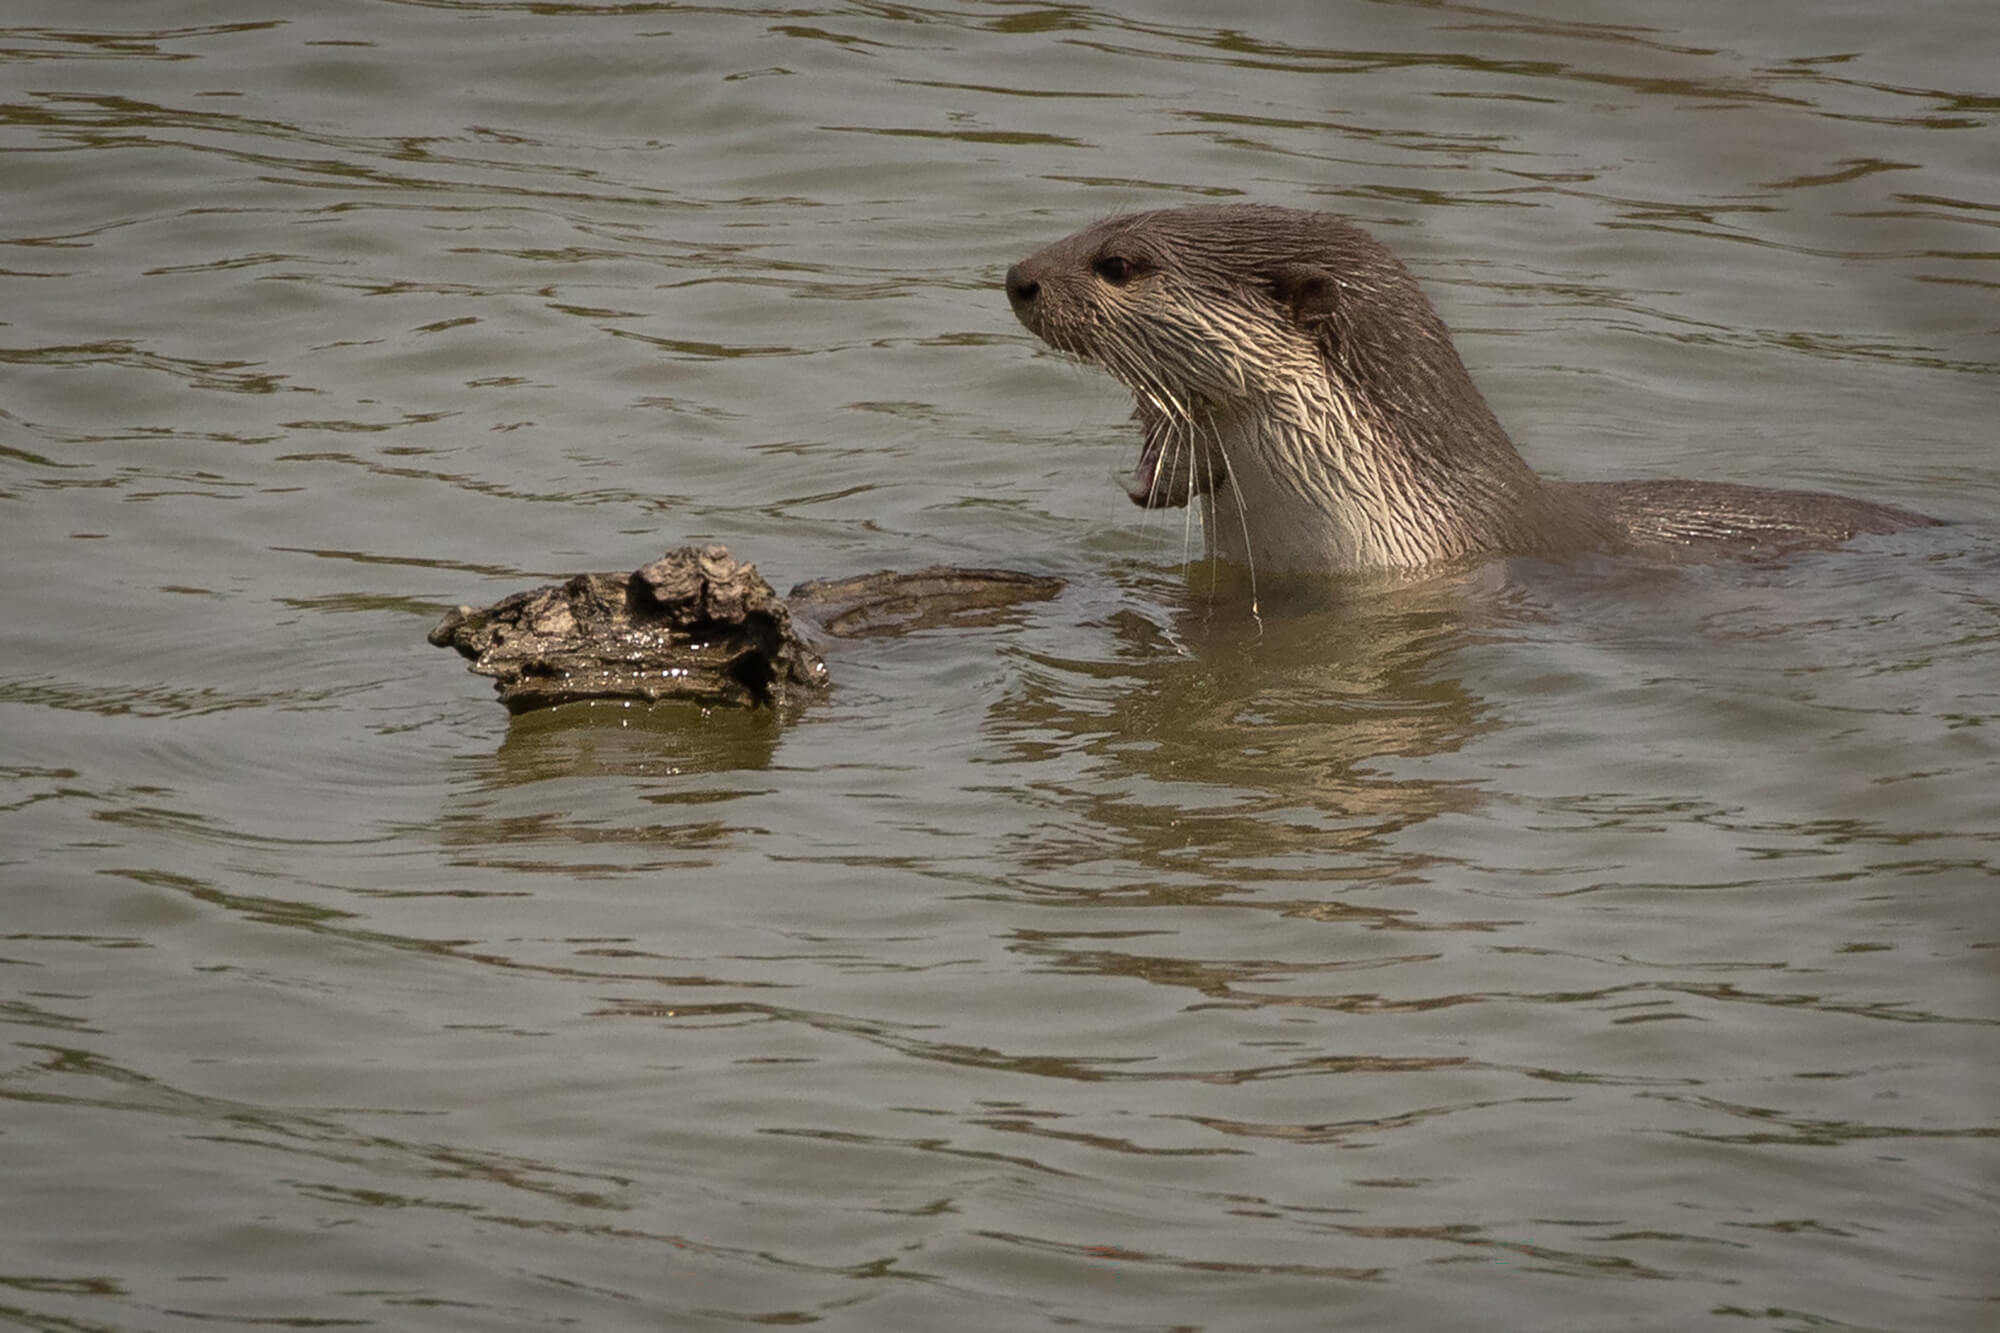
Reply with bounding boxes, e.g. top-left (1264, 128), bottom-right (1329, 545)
top-left (791, 565), bottom-right (1071, 639)
top-left (429, 544), bottom-right (1062, 714)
